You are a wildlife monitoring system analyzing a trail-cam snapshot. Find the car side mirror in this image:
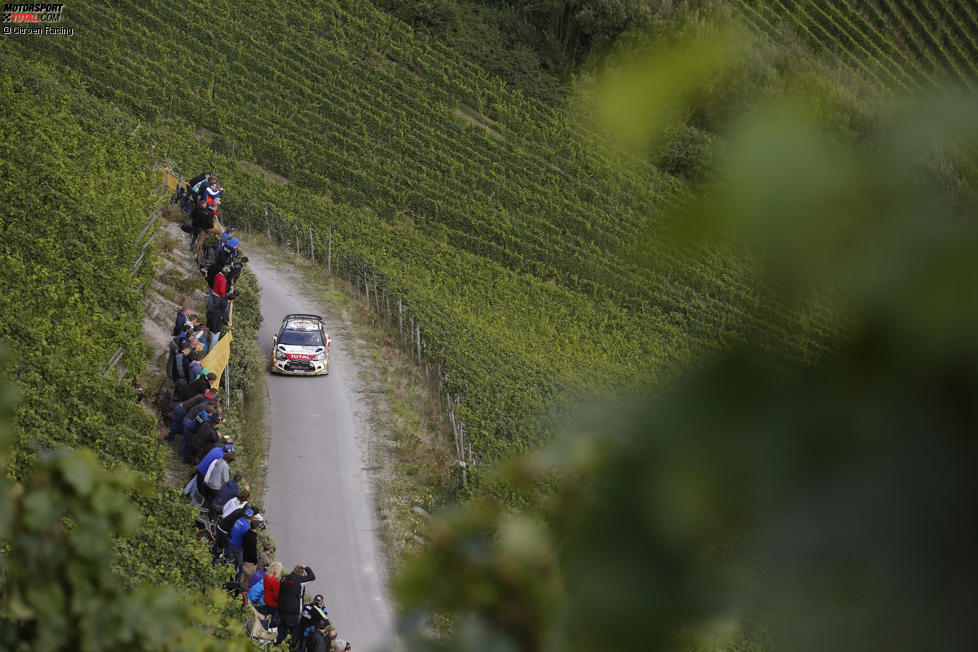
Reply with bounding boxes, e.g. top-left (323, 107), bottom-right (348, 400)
top-left (272, 335), bottom-right (277, 345)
